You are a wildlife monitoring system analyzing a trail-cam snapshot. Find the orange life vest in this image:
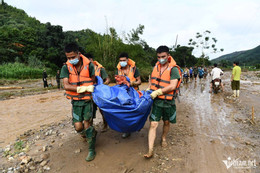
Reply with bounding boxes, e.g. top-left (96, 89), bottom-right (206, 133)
top-left (65, 54), bottom-right (93, 100)
top-left (92, 61), bottom-right (104, 77)
top-left (150, 56), bottom-right (182, 100)
top-left (116, 58), bottom-right (138, 90)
